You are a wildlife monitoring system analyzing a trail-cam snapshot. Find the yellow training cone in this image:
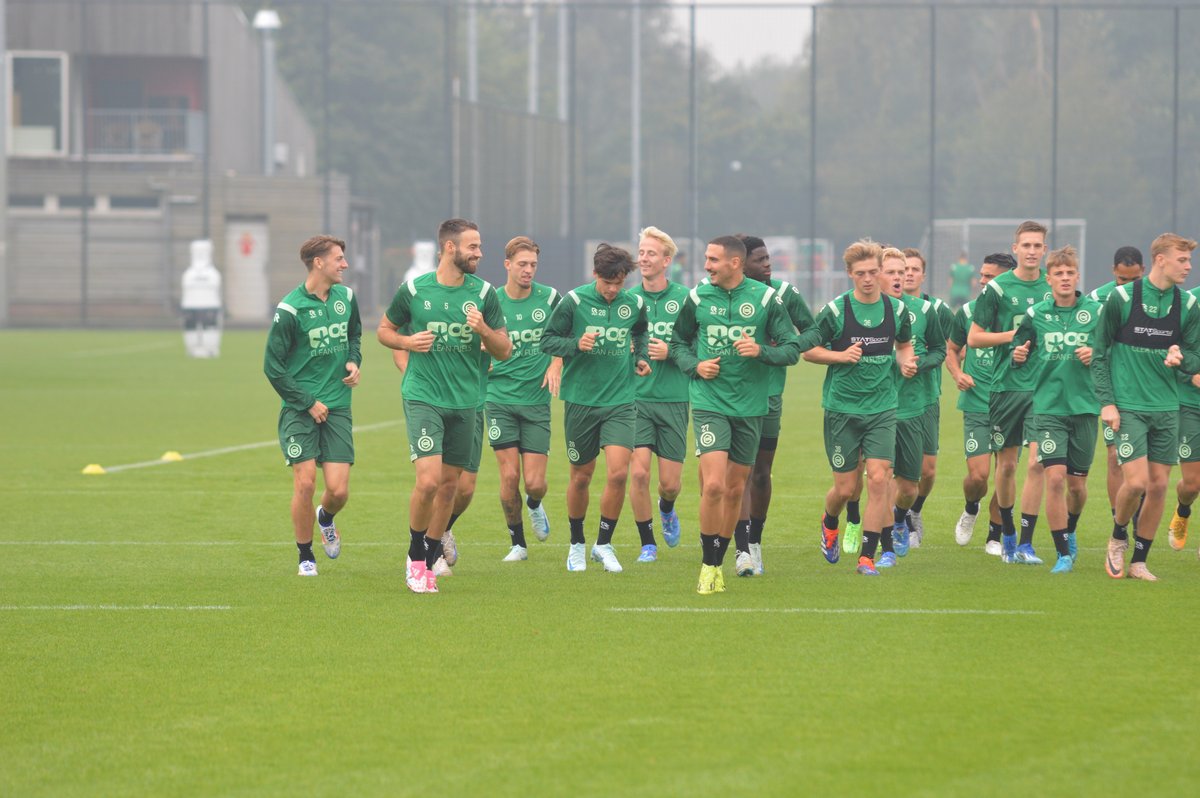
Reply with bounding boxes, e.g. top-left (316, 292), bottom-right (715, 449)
top-left (161, 451), bottom-right (184, 462)
top-left (82, 464), bottom-right (107, 475)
